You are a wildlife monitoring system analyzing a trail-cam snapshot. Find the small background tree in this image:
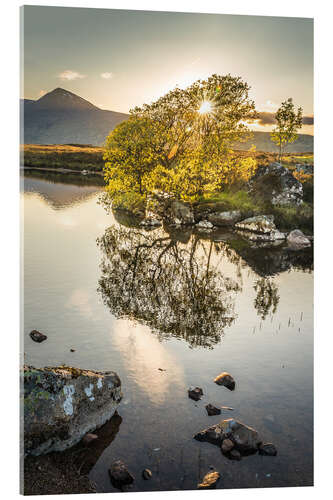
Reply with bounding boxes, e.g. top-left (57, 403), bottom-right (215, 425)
top-left (271, 98), bottom-right (303, 163)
